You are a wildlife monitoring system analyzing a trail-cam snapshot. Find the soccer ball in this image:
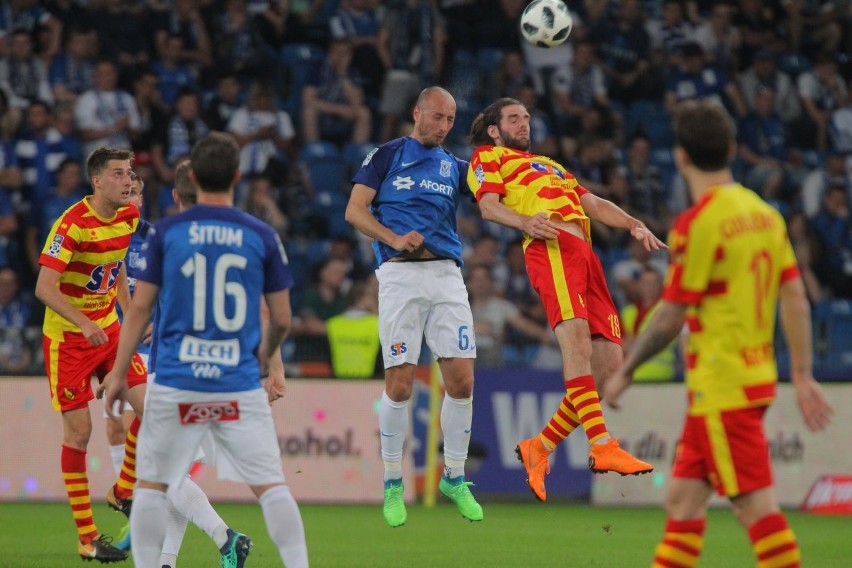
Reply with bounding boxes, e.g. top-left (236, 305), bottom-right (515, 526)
top-left (520, 0), bottom-right (573, 48)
